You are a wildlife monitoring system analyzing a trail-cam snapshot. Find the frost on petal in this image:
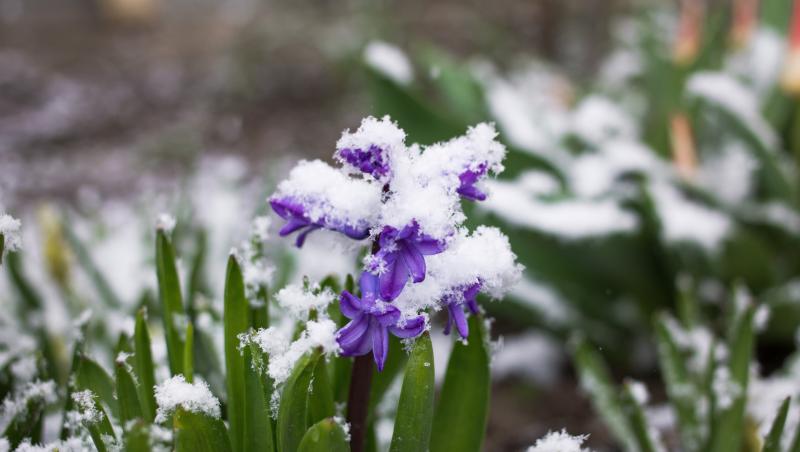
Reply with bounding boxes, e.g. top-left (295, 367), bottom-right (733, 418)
top-left (154, 375), bottom-right (221, 422)
top-left (270, 160), bottom-right (382, 243)
top-left (336, 116), bottom-right (406, 180)
top-left (527, 429), bottom-right (594, 452)
top-left (392, 226), bottom-right (523, 317)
